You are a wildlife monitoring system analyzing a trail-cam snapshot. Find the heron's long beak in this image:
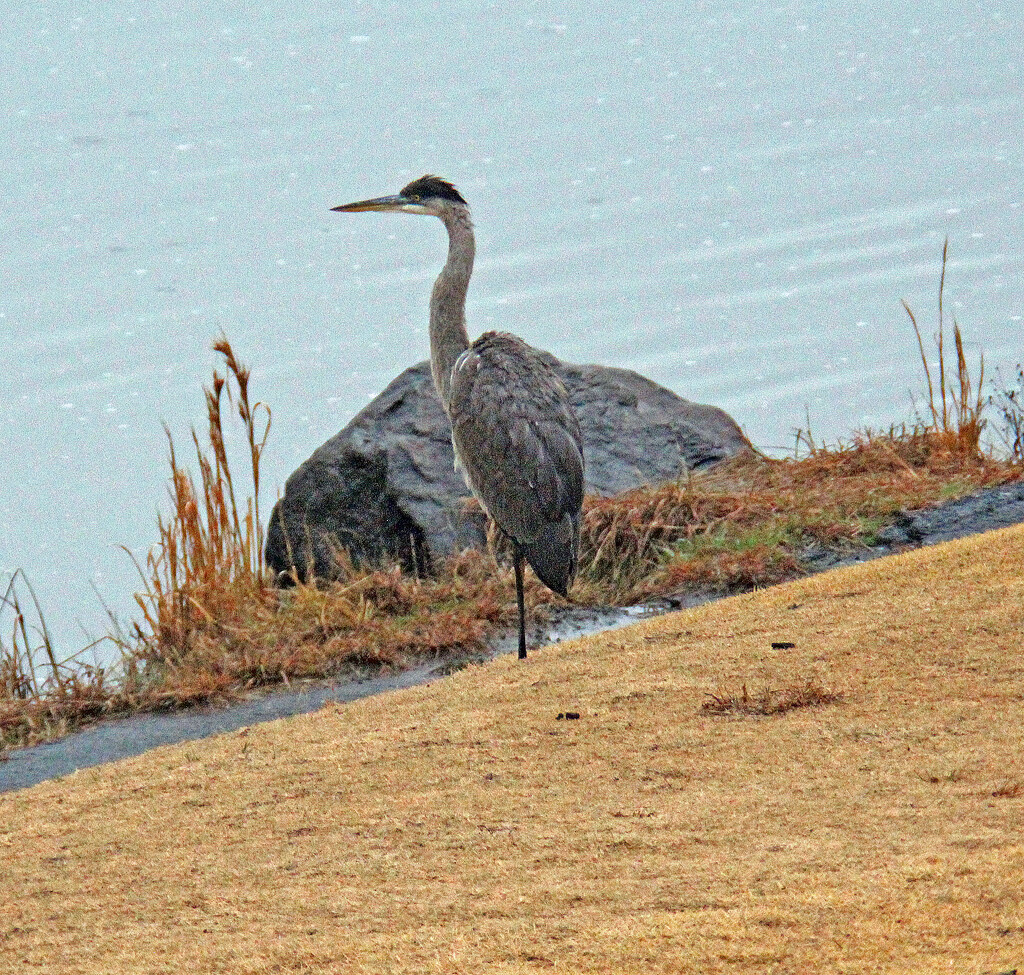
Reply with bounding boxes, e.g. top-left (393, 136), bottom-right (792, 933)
top-left (331, 194), bottom-right (407, 213)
